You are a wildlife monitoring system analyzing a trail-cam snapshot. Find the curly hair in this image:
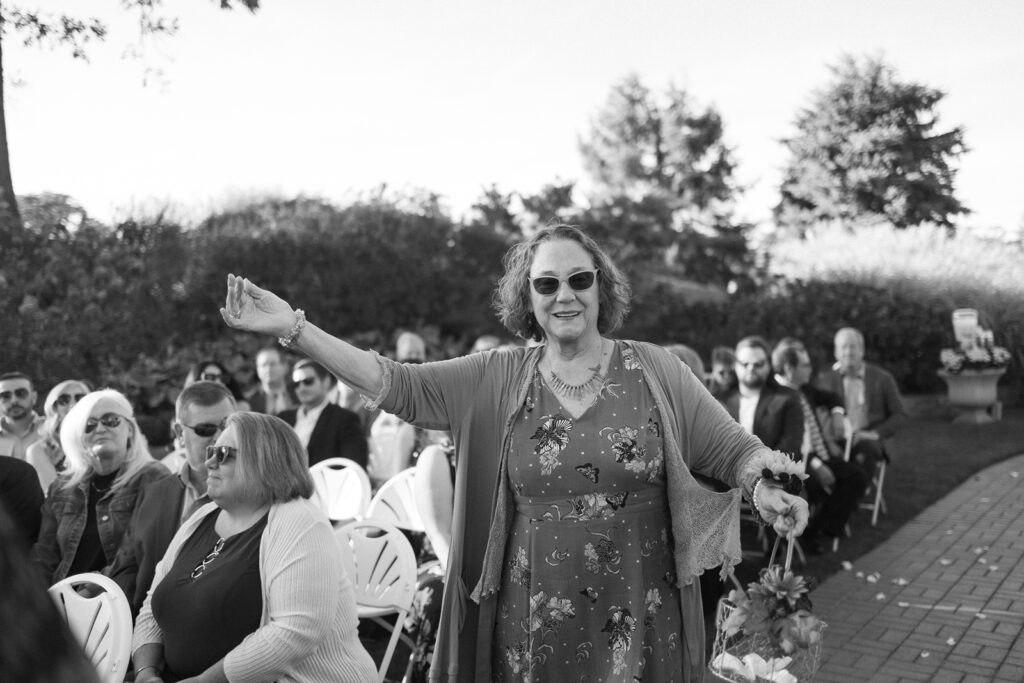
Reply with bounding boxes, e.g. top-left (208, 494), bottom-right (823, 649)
top-left (492, 224), bottom-right (631, 342)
